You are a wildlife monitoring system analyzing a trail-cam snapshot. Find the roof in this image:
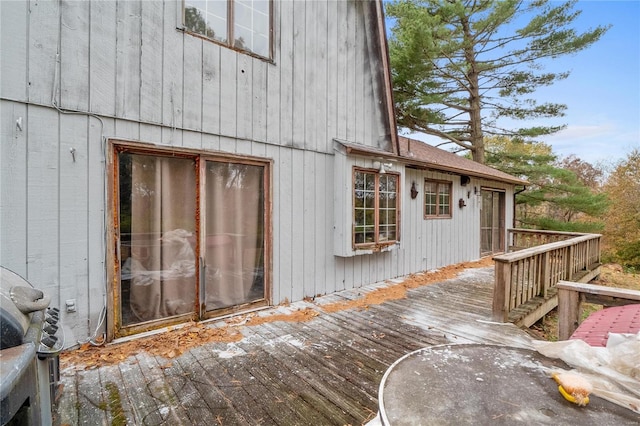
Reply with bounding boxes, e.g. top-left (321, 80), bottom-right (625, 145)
top-left (334, 137), bottom-right (528, 186)
top-left (398, 137), bottom-right (528, 185)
